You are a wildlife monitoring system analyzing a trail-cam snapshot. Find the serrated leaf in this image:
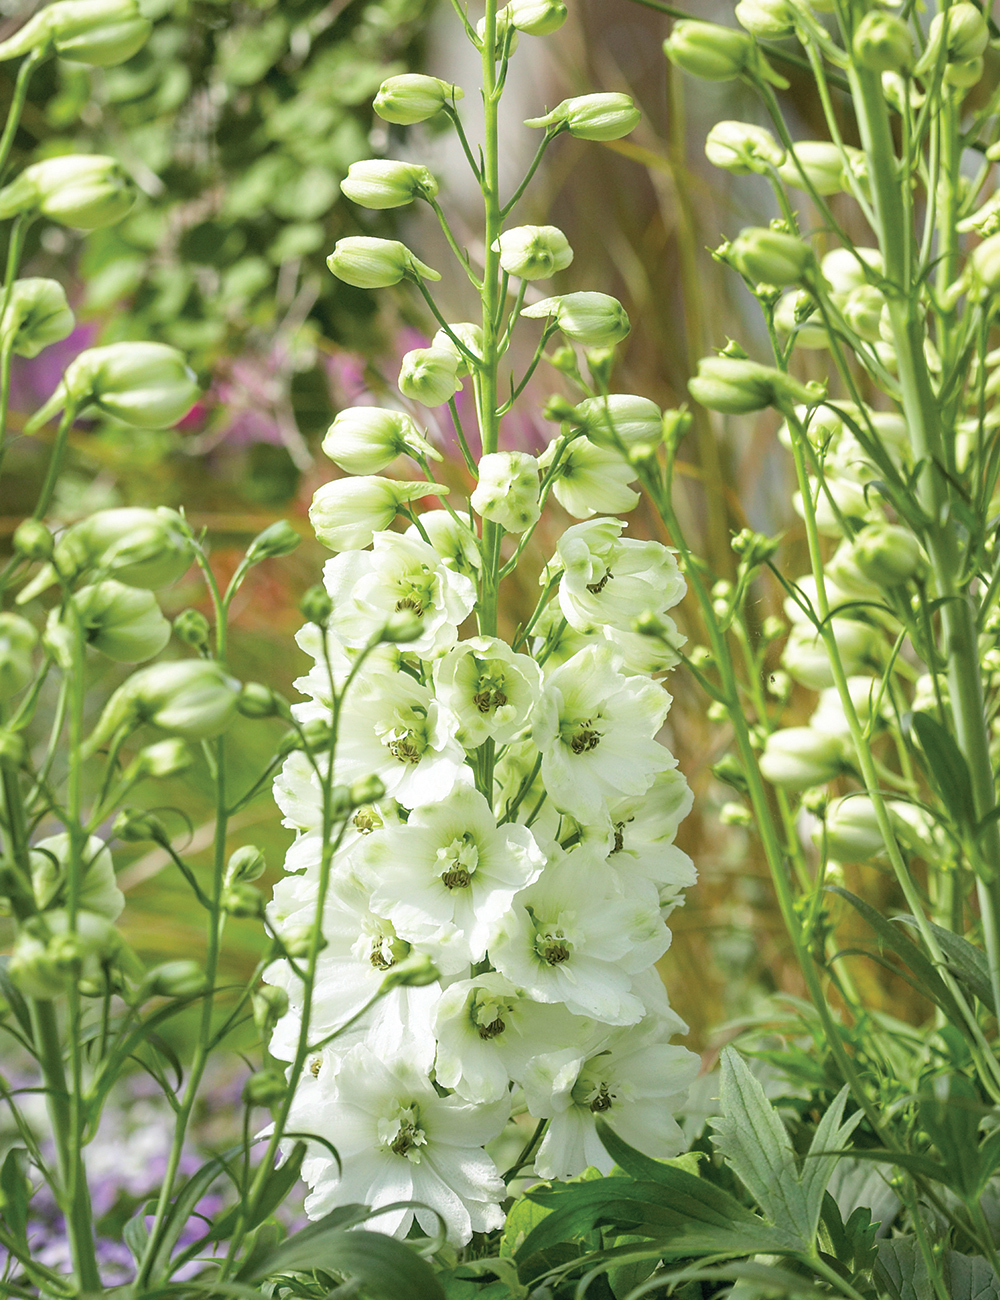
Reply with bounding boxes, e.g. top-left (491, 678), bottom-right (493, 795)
top-left (910, 712), bottom-right (976, 829)
top-left (898, 916), bottom-right (995, 1012)
top-left (801, 1086), bottom-right (862, 1240)
top-left (877, 1239), bottom-right (1000, 1299)
top-left (709, 1047), bottom-right (811, 1248)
